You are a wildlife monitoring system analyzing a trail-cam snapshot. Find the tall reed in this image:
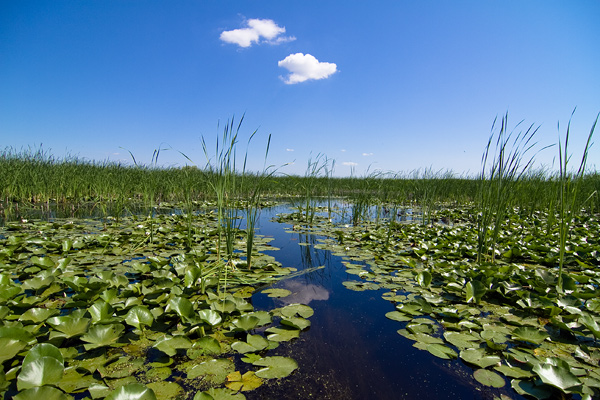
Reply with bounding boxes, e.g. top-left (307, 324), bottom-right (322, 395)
top-left (477, 114), bottom-right (546, 264)
top-left (557, 111), bottom-right (598, 289)
top-left (240, 132), bottom-right (274, 269)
